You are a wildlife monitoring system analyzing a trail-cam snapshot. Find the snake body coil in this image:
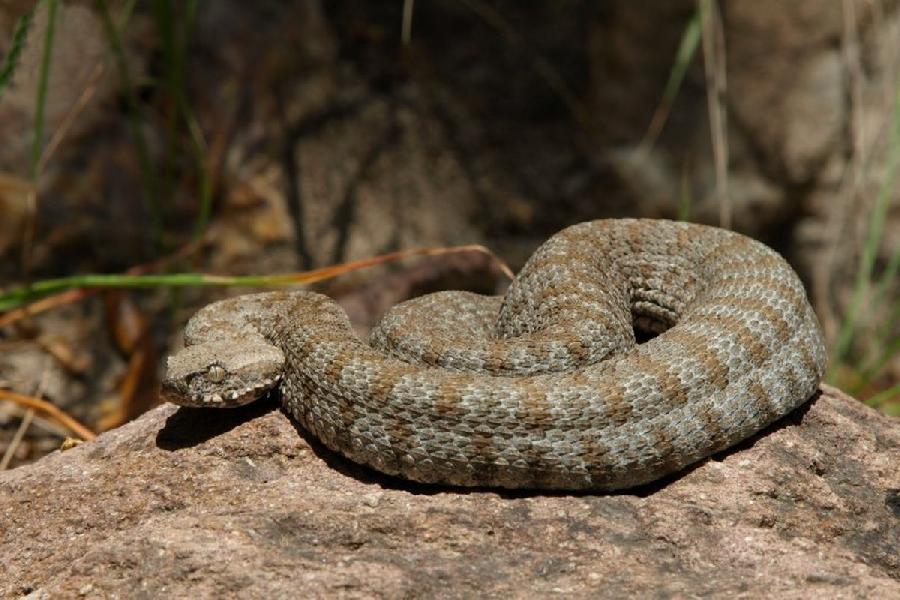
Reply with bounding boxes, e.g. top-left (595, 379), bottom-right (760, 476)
top-left (162, 219), bottom-right (826, 490)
